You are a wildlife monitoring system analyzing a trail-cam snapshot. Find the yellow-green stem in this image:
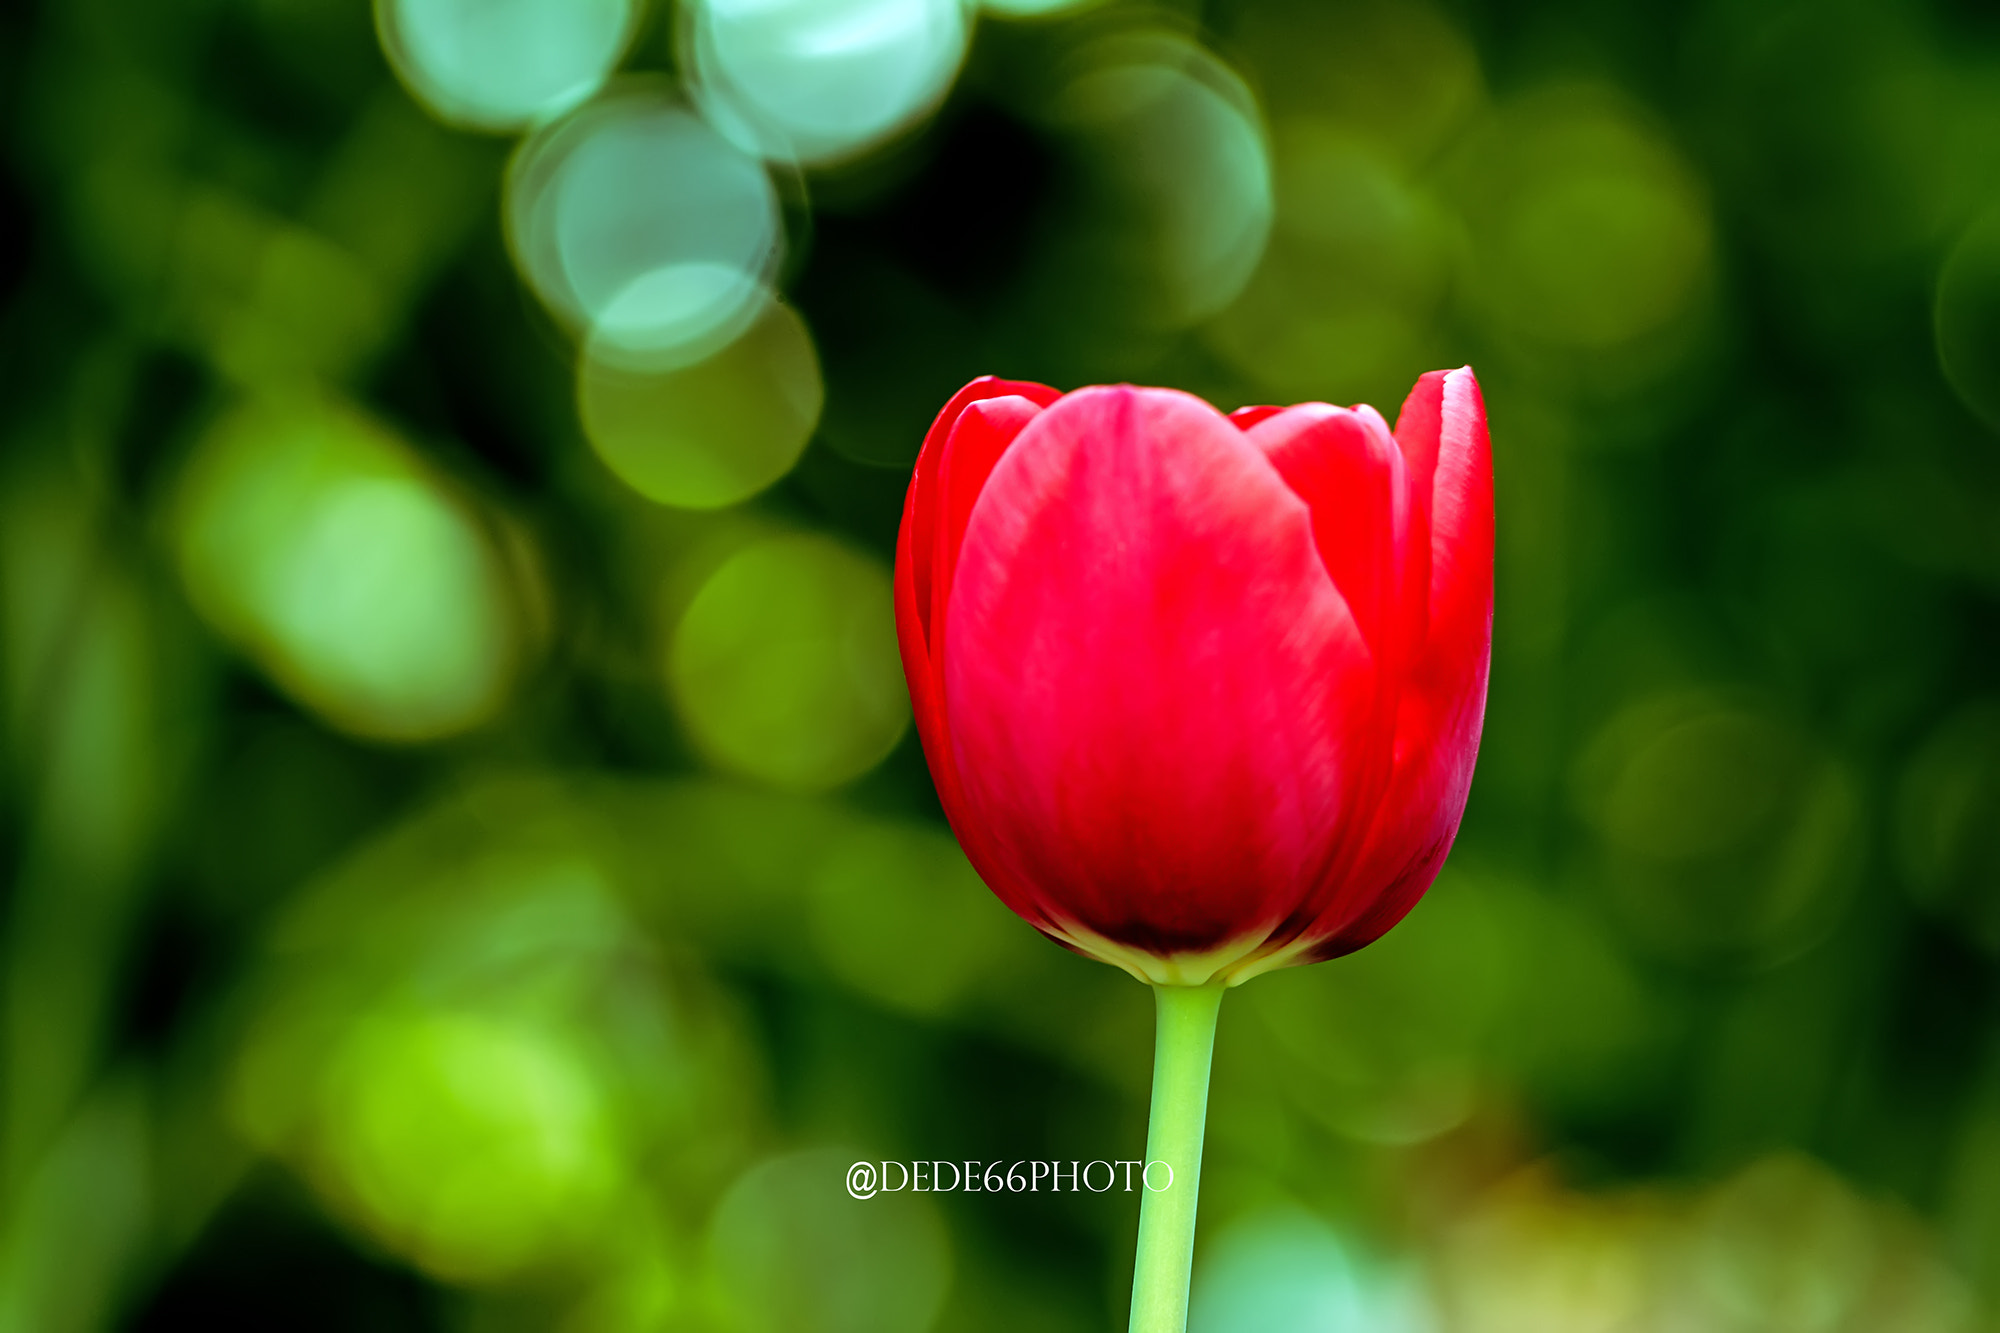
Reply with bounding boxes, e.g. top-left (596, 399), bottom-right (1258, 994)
top-left (1127, 980), bottom-right (1226, 1333)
